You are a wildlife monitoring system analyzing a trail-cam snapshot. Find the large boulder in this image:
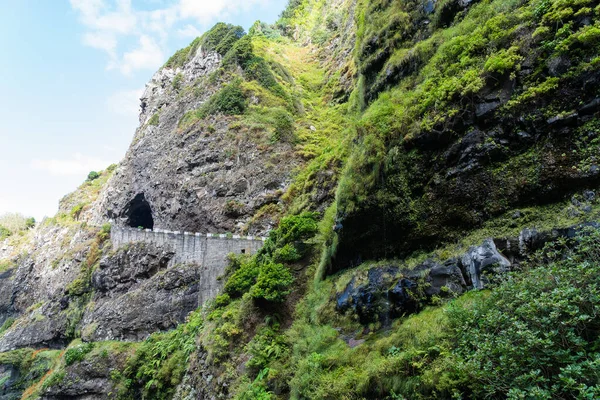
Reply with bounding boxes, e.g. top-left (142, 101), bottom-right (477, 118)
top-left (461, 239), bottom-right (511, 289)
